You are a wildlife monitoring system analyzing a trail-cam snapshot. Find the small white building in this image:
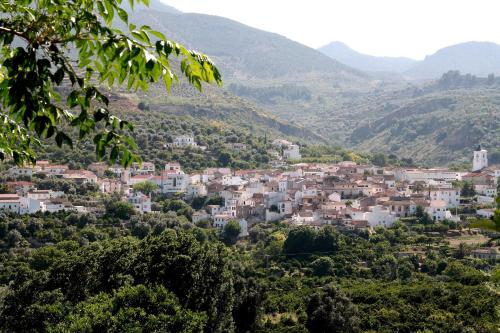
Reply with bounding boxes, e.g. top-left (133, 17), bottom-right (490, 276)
top-left (40, 199), bottom-right (73, 213)
top-left (8, 166), bottom-right (34, 178)
top-left (186, 183), bottom-right (208, 198)
top-left (131, 162), bottom-right (155, 176)
top-left (429, 188), bottom-right (460, 208)
top-left (173, 135), bottom-right (197, 148)
top-left (0, 194), bottom-right (21, 214)
top-left (27, 189), bottom-right (64, 200)
top-left (159, 170), bottom-right (189, 194)
top-left (192, 210), bottom-right (211, 223)
top-left (474, 184), bottom-right (497, 197)
top-left (365, 206), bottom-right (397, 227)
top-left (425, 200), bottom-right (456, 222)
top-left (165, 162), bottom-right (182, 172)
top-left (283, 144), bottom-right (301, 160)
top-left (477, 208), bottom-right (495, 219)
top-left (127, 192), bottom-right (151, 214)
